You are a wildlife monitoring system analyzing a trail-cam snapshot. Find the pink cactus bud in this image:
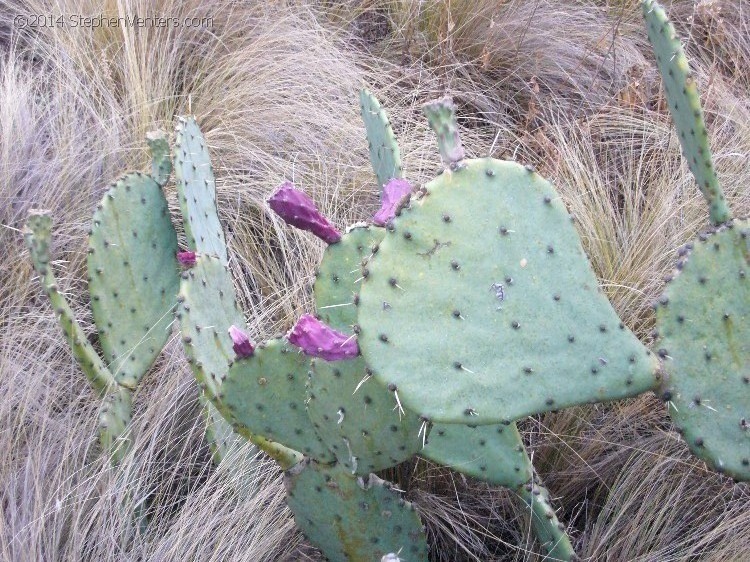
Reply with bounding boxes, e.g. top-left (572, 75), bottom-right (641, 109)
top-left (268, 181), bottom-right (341, 244)
top-left (228, 325), bottom-right (255, 358)
top-left (177, 251), bottom-right (197, 267)
top-left (287, 314), bottom-right (359, 361)
top-left (372, 178), bottom-right (412, 226)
